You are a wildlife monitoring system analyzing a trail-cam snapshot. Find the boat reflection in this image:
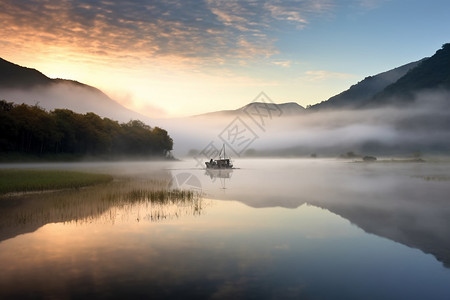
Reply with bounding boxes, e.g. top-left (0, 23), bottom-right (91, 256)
top-left (204, 168), bottom-right (233, 189)
top-left (204, 168), bottom-right (233, 179)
